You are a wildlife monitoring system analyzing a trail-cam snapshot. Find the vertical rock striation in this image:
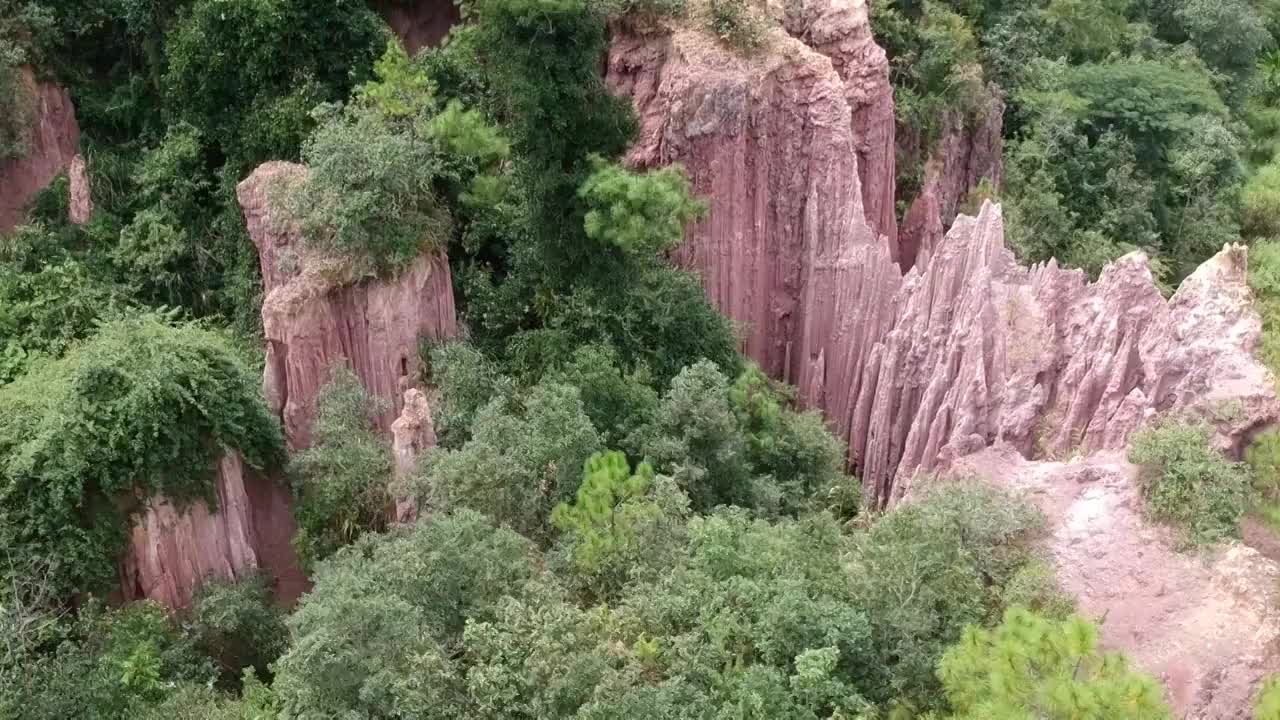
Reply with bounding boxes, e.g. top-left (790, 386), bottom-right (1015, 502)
top-left (237, 161), bottom-right (458, 450)
top-left (121, 453), bottom-right (307, 608)
top-left (0, 68), bottom-right (83, 233)
top-left (781, 0), bottom-right (897, 249)
top-left (855, 202), bottom-right (1279, 508)
top-left (607, 22), bottom-right (885, 394)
